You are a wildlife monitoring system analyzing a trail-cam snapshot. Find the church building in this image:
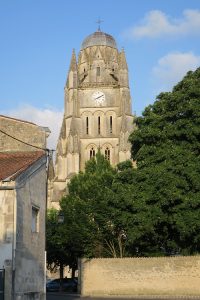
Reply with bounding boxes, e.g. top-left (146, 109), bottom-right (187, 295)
top-left (49, 29), bottom-right (134, 208)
